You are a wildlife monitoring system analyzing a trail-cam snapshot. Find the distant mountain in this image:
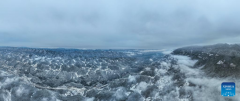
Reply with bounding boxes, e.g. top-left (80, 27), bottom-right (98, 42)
top-left (172, 43), bottom-right (240, 78)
